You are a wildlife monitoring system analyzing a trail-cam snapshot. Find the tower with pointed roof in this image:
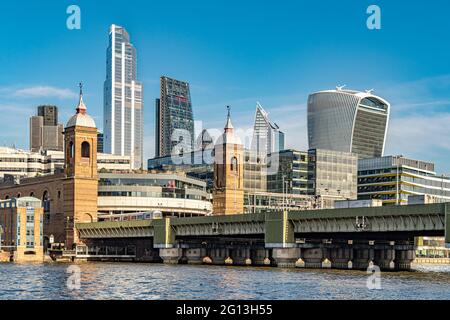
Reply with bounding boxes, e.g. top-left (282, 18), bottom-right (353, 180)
top-left (63, 83), bottom-right (98, 247)
top-left (213, 107), bottom-right (244, 215)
